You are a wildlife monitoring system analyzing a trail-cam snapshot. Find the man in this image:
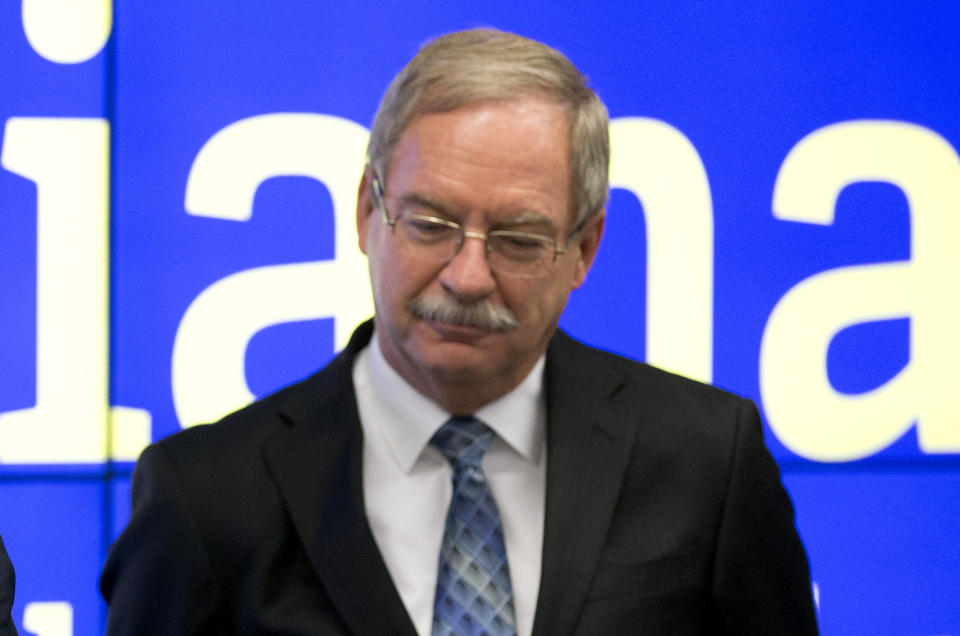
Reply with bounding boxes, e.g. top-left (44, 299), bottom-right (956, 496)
top-left (0, 534), bottom-right (17, 636)
top-left (102, 29), bottom-right (818, 635)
